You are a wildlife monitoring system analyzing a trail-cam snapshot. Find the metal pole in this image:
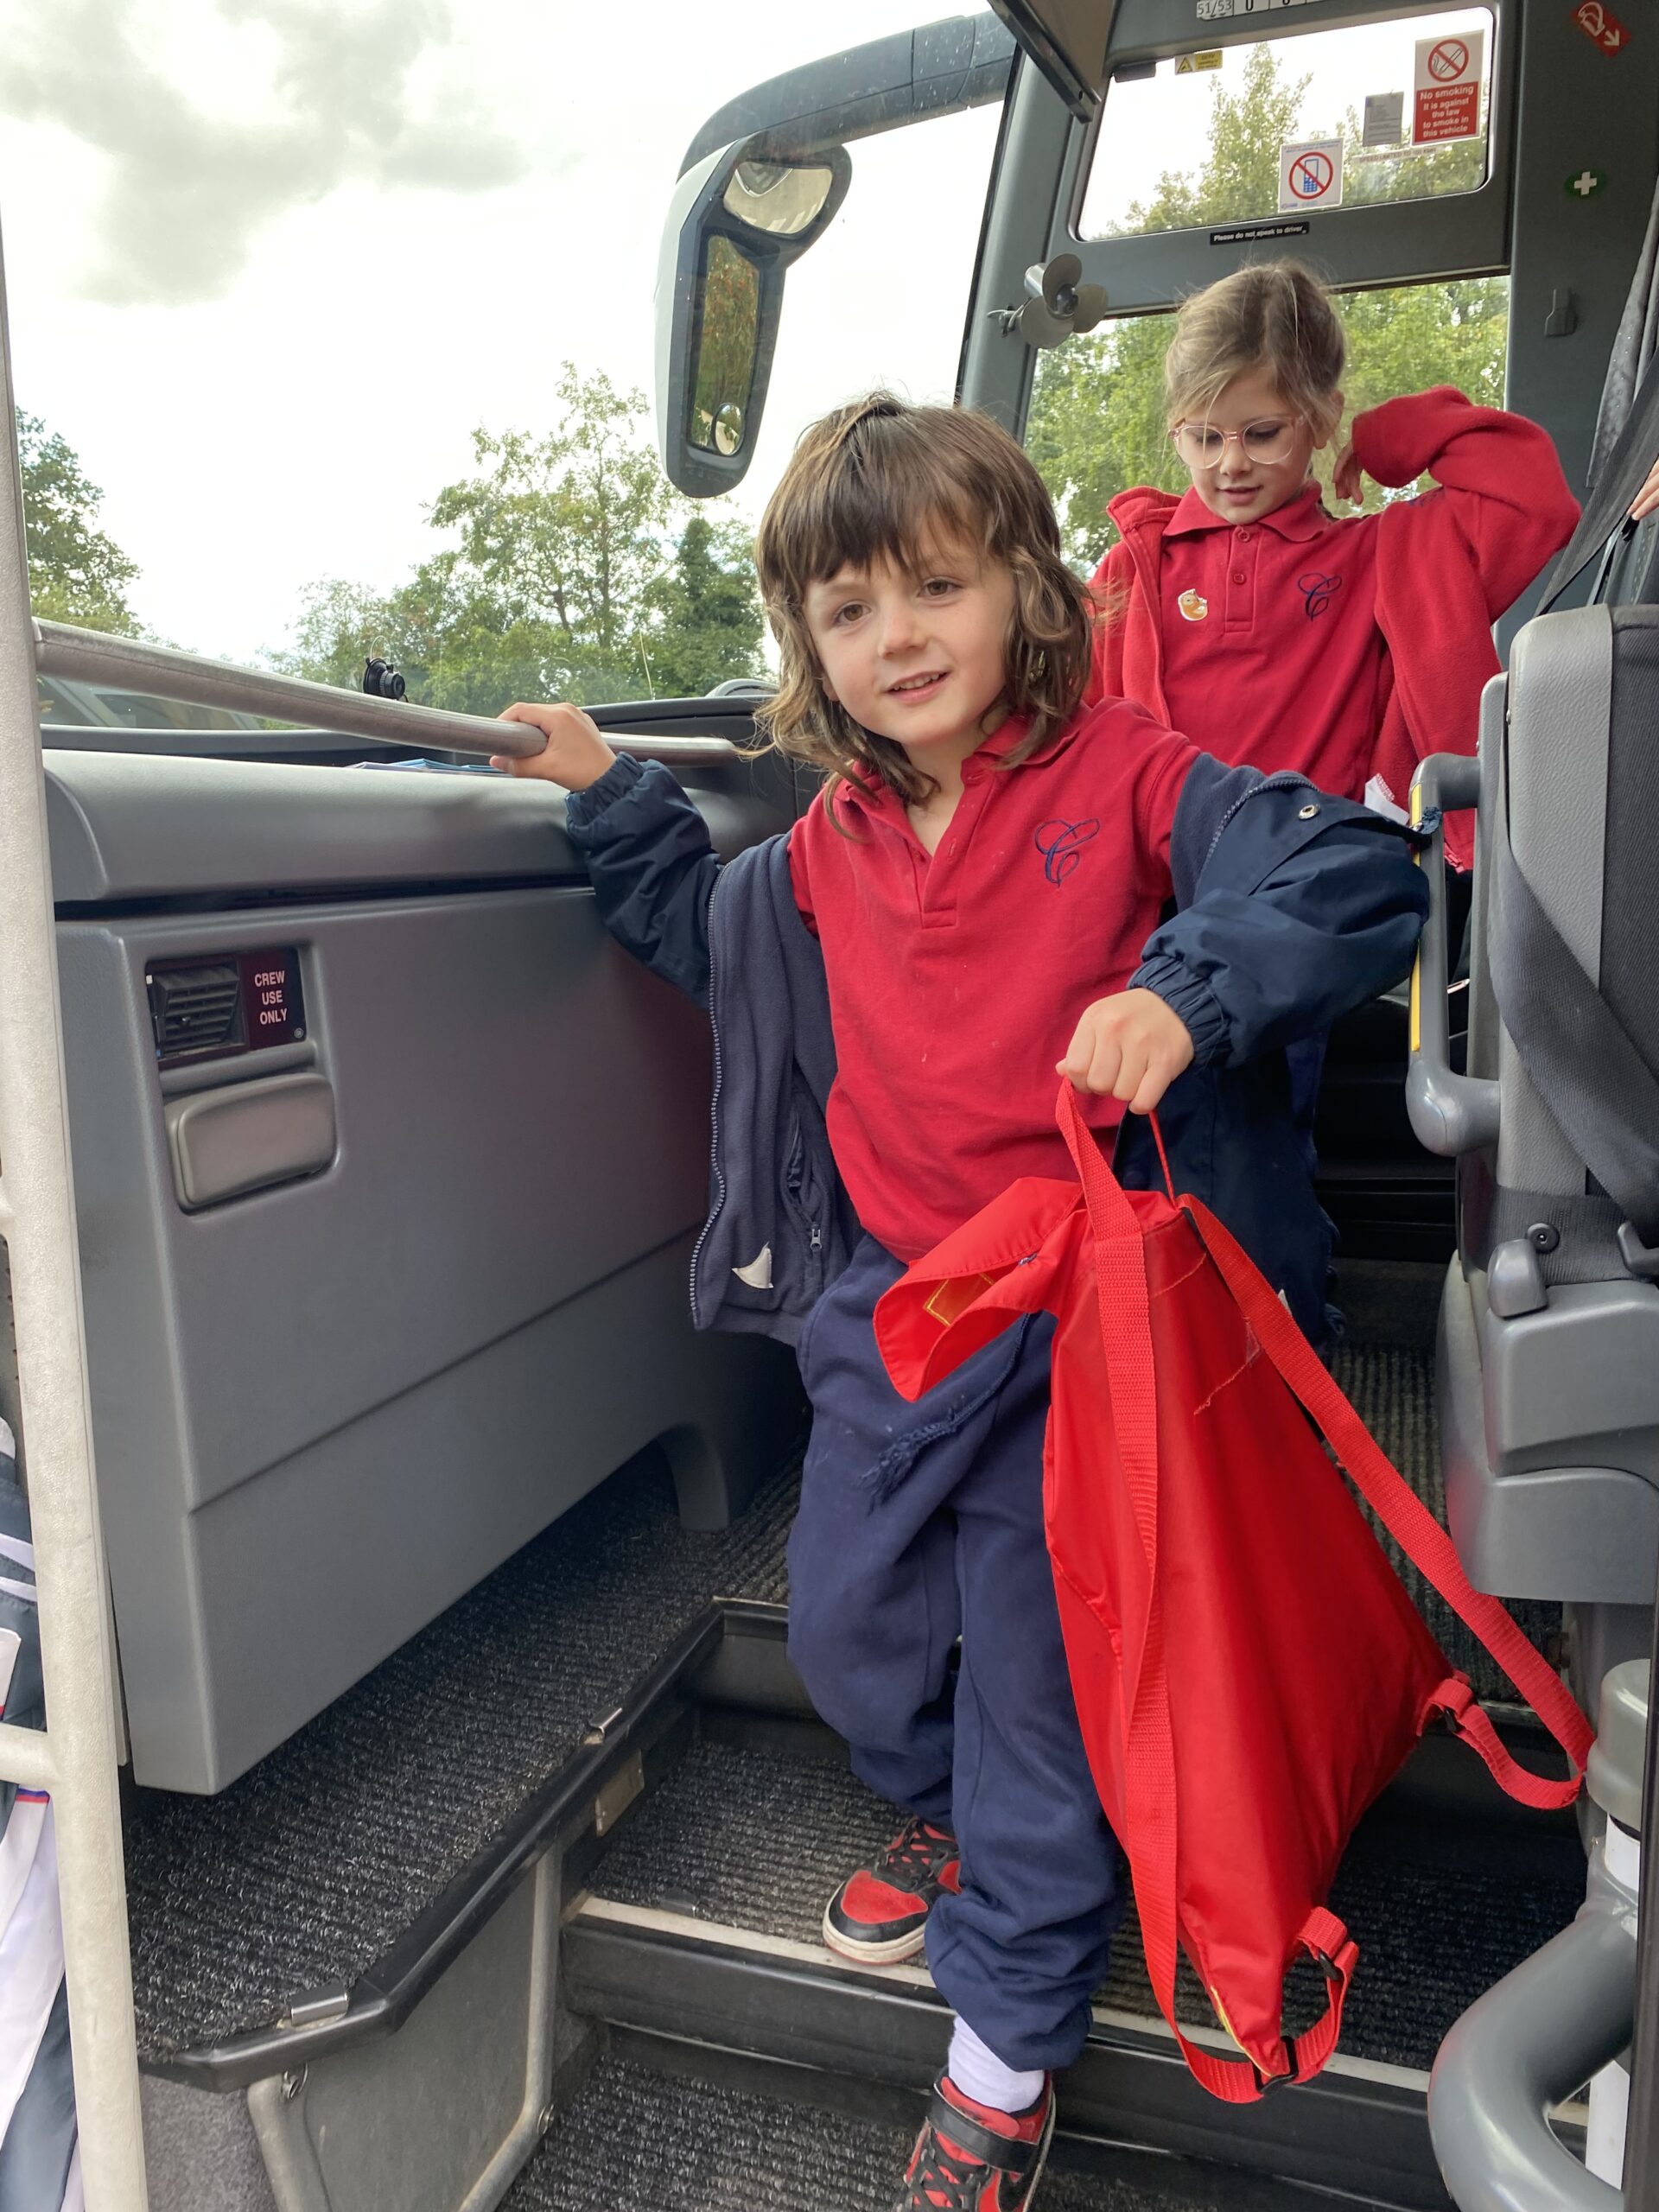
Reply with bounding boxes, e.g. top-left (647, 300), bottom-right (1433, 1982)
top-left (35, 620), bottom-right (742, 765)
top-left (0, 238), bottom-right (149, 2205)
top-left (1623, 1581), bottom-right (1659, 2205)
